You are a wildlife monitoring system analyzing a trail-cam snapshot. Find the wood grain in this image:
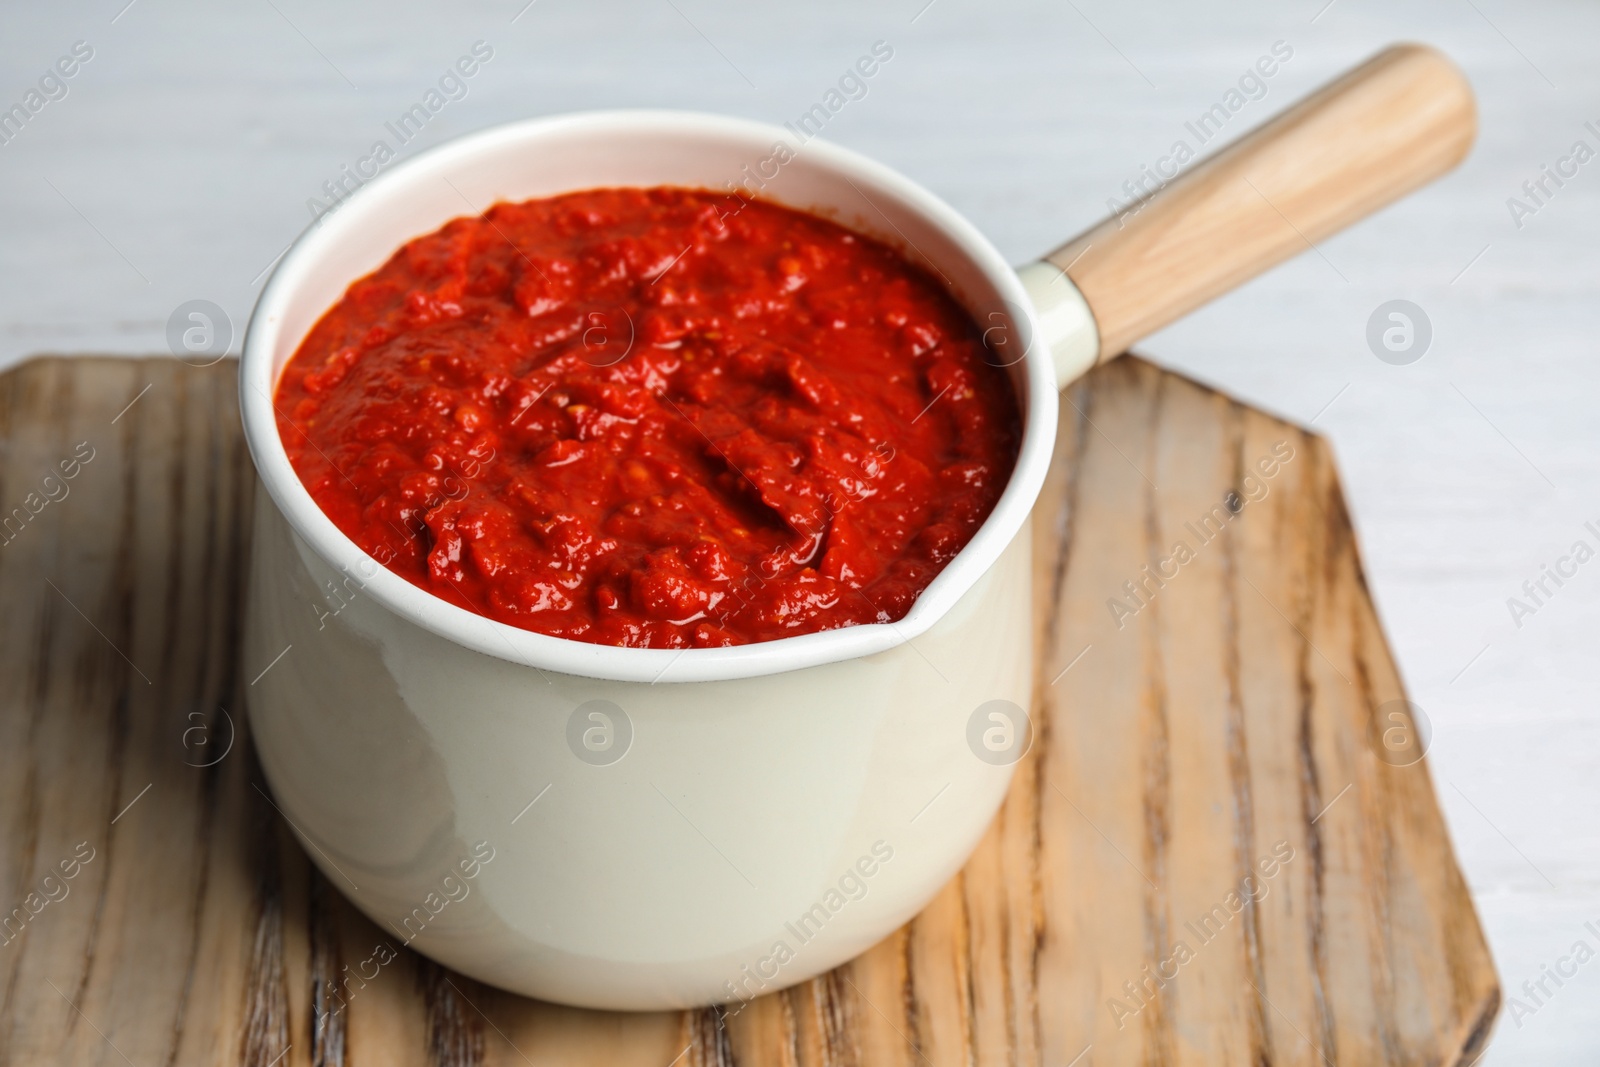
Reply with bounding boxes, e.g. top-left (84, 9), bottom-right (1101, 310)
top-left (1047, 44), bottom-right (1477, 360)
top-left (0, 356), bottom-right (1497, 1065)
